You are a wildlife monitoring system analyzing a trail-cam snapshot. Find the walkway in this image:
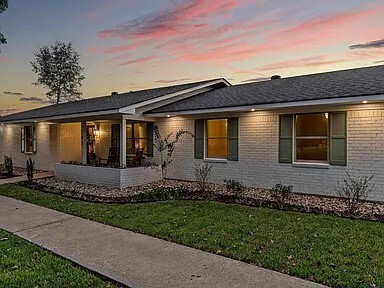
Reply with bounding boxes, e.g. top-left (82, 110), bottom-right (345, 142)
top-left (0, 171), bottom-right (54, 185)
top-left (0, 195), bottom-right (327, 288)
